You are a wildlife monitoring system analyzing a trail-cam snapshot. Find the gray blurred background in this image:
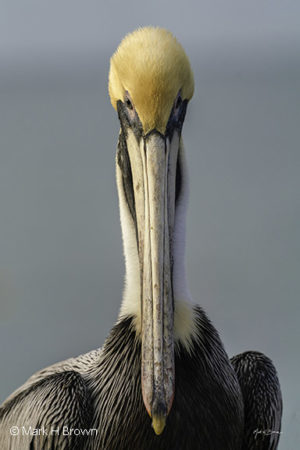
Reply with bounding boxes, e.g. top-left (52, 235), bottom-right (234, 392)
top-left (0, 1), bottom-right (299, 448)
